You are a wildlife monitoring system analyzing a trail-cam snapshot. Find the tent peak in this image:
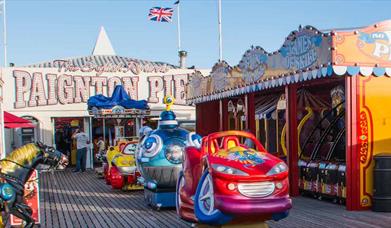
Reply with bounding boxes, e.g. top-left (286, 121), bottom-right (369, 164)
top-left (92, 26), bottom-right (116, 56)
